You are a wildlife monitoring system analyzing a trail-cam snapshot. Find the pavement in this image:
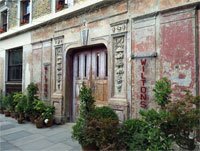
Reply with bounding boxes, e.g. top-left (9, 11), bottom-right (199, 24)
top-left (0, 114), bottom-right (81, 151)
